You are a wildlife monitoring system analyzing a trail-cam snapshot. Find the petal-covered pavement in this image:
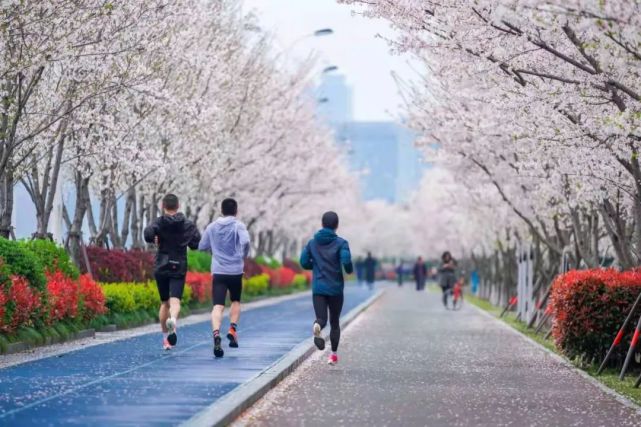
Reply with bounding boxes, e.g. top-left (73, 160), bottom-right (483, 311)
top-left (235, 286), bottom-right (641, 427)
top-left (0, 287), bottom-right (374, 427)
